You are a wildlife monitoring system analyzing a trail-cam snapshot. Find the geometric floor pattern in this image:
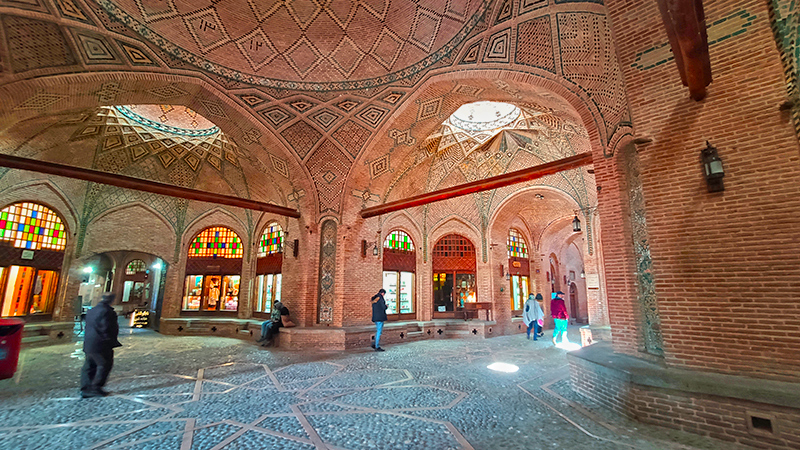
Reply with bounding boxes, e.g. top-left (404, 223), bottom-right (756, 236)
top-left (0, 325), bottom-right (734, 450)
